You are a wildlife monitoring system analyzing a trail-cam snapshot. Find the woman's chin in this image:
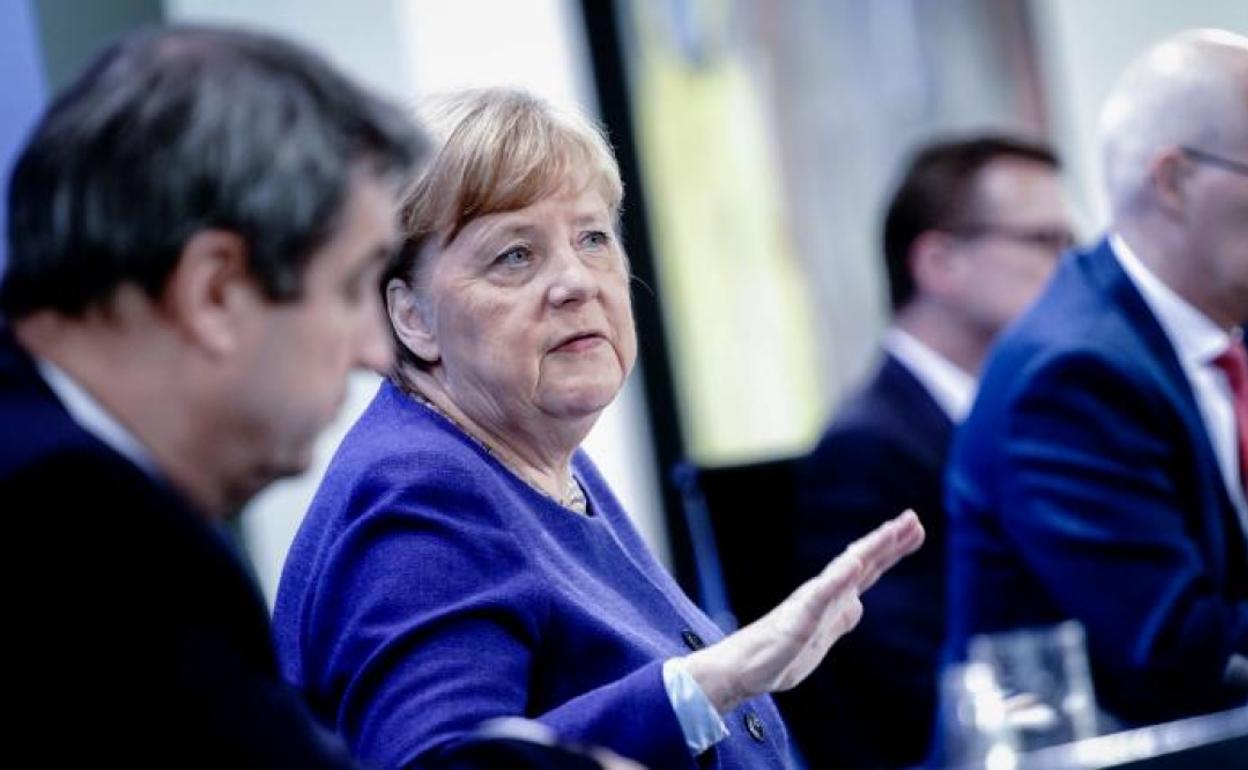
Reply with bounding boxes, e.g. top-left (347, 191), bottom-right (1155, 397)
top-left (539, 381), bottom-right (621, 421)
